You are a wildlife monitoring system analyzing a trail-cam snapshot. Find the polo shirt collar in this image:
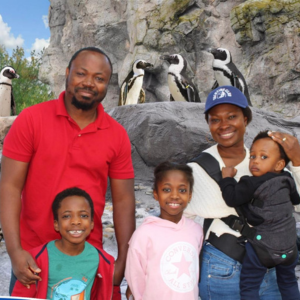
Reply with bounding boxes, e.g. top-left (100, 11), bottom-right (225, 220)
top-left (56, 91), bottom-right (109, 130)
